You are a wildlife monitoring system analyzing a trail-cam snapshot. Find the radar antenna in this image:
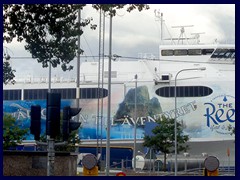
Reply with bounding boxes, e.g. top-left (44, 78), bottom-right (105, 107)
top-left (171, 25), bottom-right (194, 44)
top-left (191, 32), bottom-right (205, 44)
